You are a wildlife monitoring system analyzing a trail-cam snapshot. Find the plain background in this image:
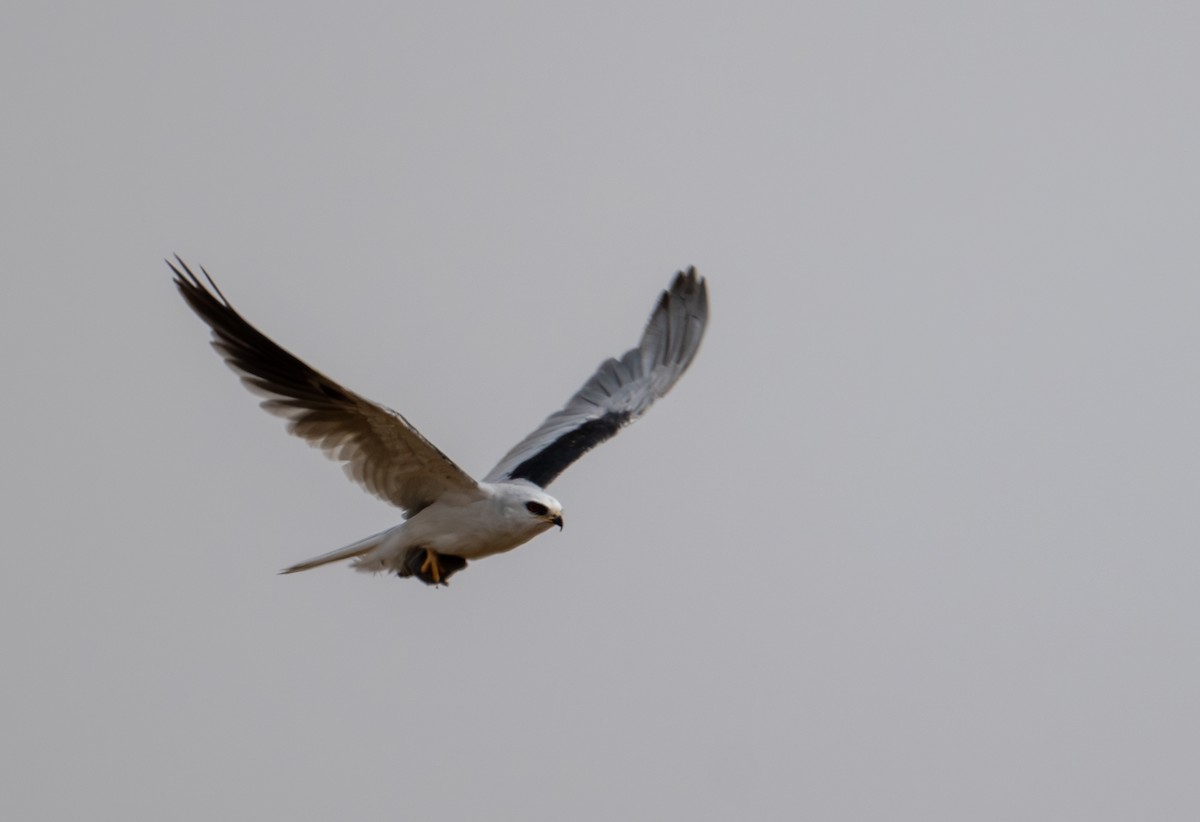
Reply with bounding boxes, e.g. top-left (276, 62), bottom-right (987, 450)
top-left (4, 2), bottom-right (1199, 820)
